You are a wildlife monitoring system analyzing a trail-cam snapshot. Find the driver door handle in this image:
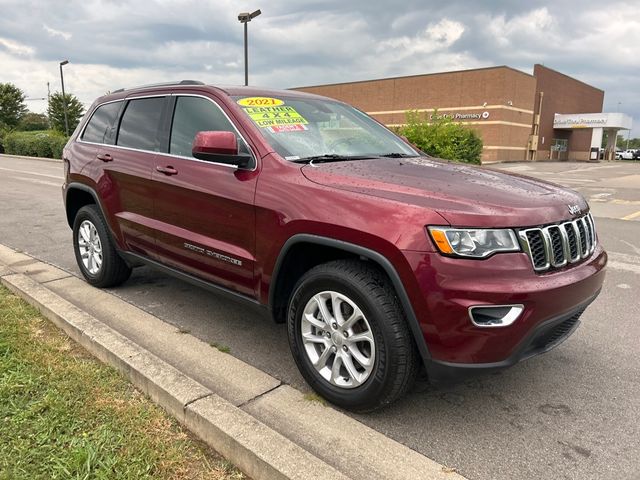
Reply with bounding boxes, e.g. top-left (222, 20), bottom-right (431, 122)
top-left (156, 165), bottom-right (178, 176)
